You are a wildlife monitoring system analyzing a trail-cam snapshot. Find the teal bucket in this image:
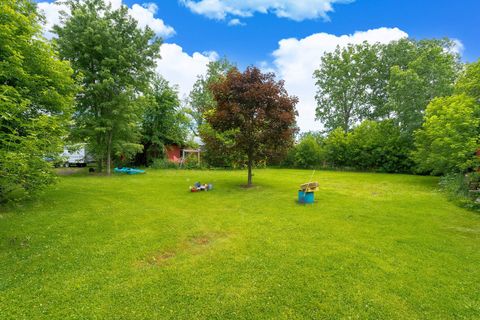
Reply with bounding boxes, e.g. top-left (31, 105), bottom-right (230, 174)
top-left (298, 190), bottom-right (315, 204)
